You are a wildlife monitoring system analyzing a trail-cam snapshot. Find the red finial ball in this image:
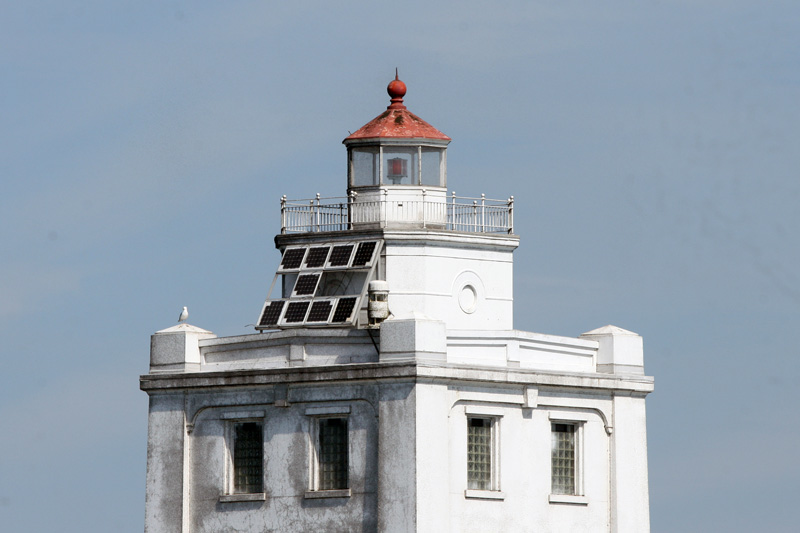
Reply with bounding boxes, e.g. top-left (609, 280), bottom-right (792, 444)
top-left (387, 78), bottom-right (406, 99)
top-left (387, 70), bottom-right (407, 108)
